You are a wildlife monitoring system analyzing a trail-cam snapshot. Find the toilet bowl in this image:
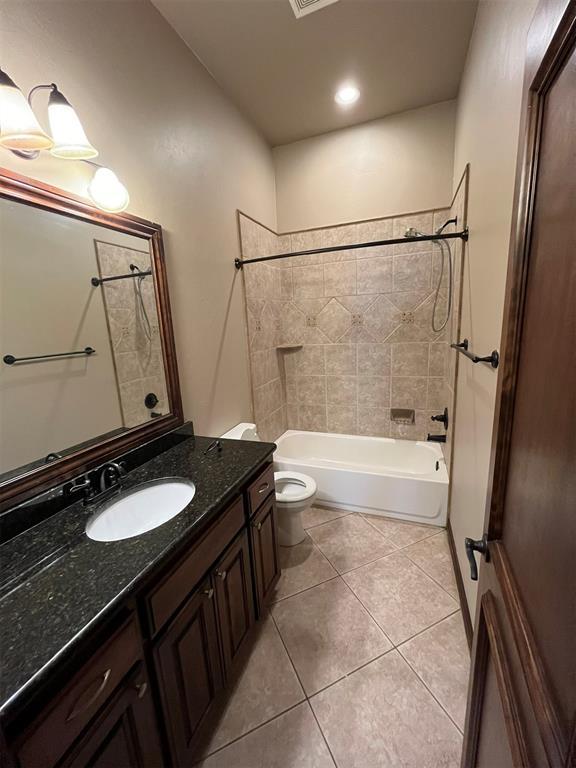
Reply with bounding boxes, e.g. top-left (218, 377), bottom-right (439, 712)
top-left (220, 423), bottom-right (317, 546)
